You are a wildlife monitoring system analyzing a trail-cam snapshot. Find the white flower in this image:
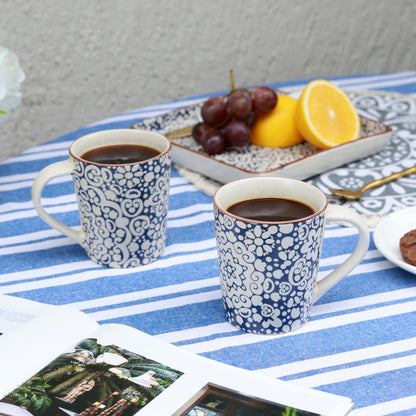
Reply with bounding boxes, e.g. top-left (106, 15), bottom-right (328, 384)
top-left (0, 46), bottom-right (25, 124)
